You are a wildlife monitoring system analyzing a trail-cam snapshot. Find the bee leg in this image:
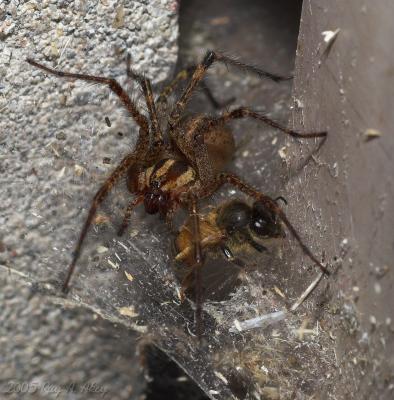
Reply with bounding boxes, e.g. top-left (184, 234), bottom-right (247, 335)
top-left (179, 269), bottom-right (195, 302)
top-left (221, 245), bottom-right (235, 260)
top-left (221, 245), bottom-right (245, 268)
top-left (240, 230), bottom-right (268, 253)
